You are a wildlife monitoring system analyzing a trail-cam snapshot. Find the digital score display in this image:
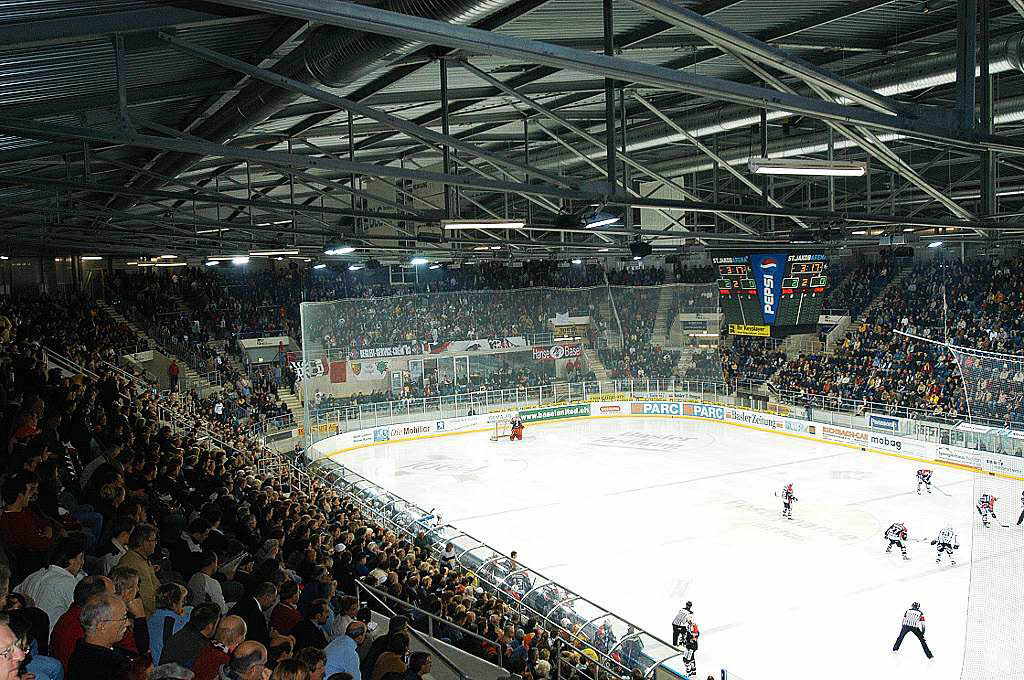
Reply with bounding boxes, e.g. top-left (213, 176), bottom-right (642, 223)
top-left (713, 253), bottom-right (829, 336)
